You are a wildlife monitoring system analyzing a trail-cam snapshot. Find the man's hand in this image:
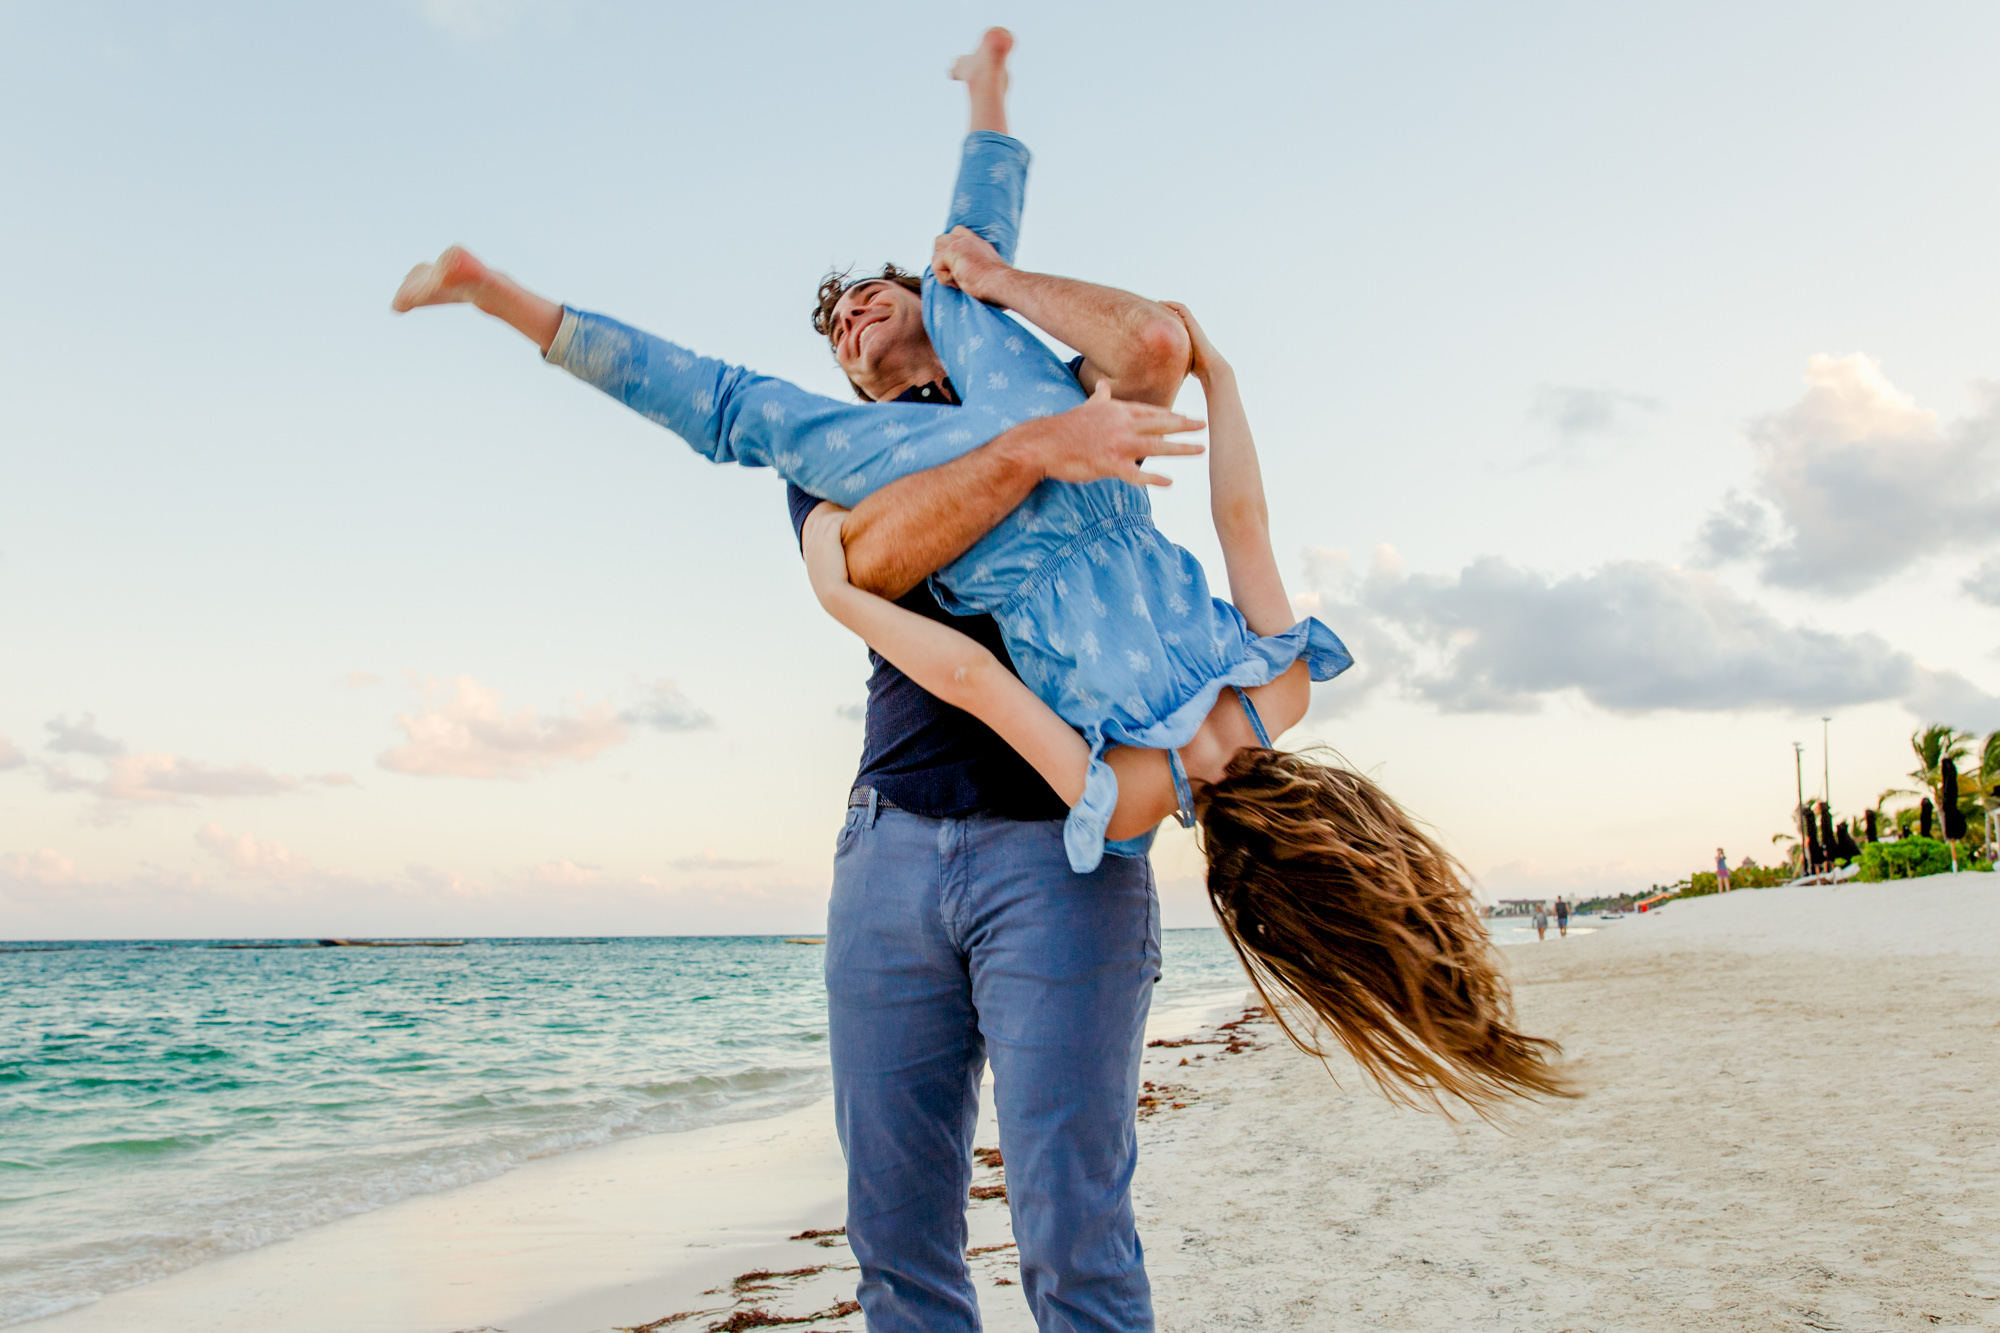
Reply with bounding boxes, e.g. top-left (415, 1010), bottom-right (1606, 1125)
top-left (1029, 380), bottom-right (1205, 488)
top-left (836, 387), bottom-right (1203, 600)
top-left (931, 226), bottom-right (1011, 305)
